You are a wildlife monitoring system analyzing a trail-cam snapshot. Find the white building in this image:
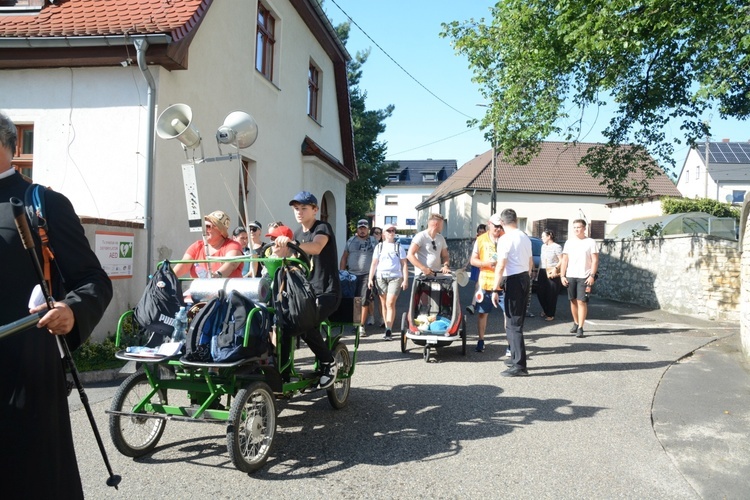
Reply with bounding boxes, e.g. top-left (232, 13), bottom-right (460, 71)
top-left (676, 140), bottom-right (750, 204)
